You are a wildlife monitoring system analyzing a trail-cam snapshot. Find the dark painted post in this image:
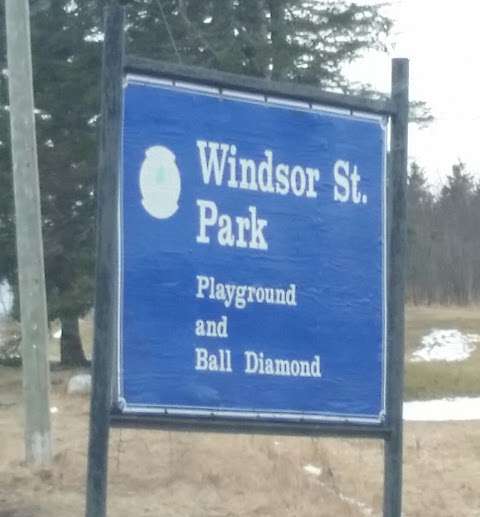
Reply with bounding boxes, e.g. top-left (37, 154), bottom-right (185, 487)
top-left (85, 3), bottom-right (125, 517)
top-left (384, 58), bottom-right (409, 517)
